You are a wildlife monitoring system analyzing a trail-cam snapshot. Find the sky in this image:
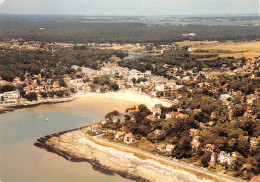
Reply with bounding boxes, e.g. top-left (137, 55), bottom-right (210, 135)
top-left (0, 0), bottom-right (259, 16)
